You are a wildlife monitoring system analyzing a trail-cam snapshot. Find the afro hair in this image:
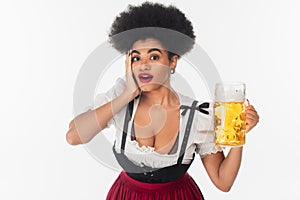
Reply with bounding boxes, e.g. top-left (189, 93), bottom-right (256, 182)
top-left (108, 2), bottom-right (196, 59)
